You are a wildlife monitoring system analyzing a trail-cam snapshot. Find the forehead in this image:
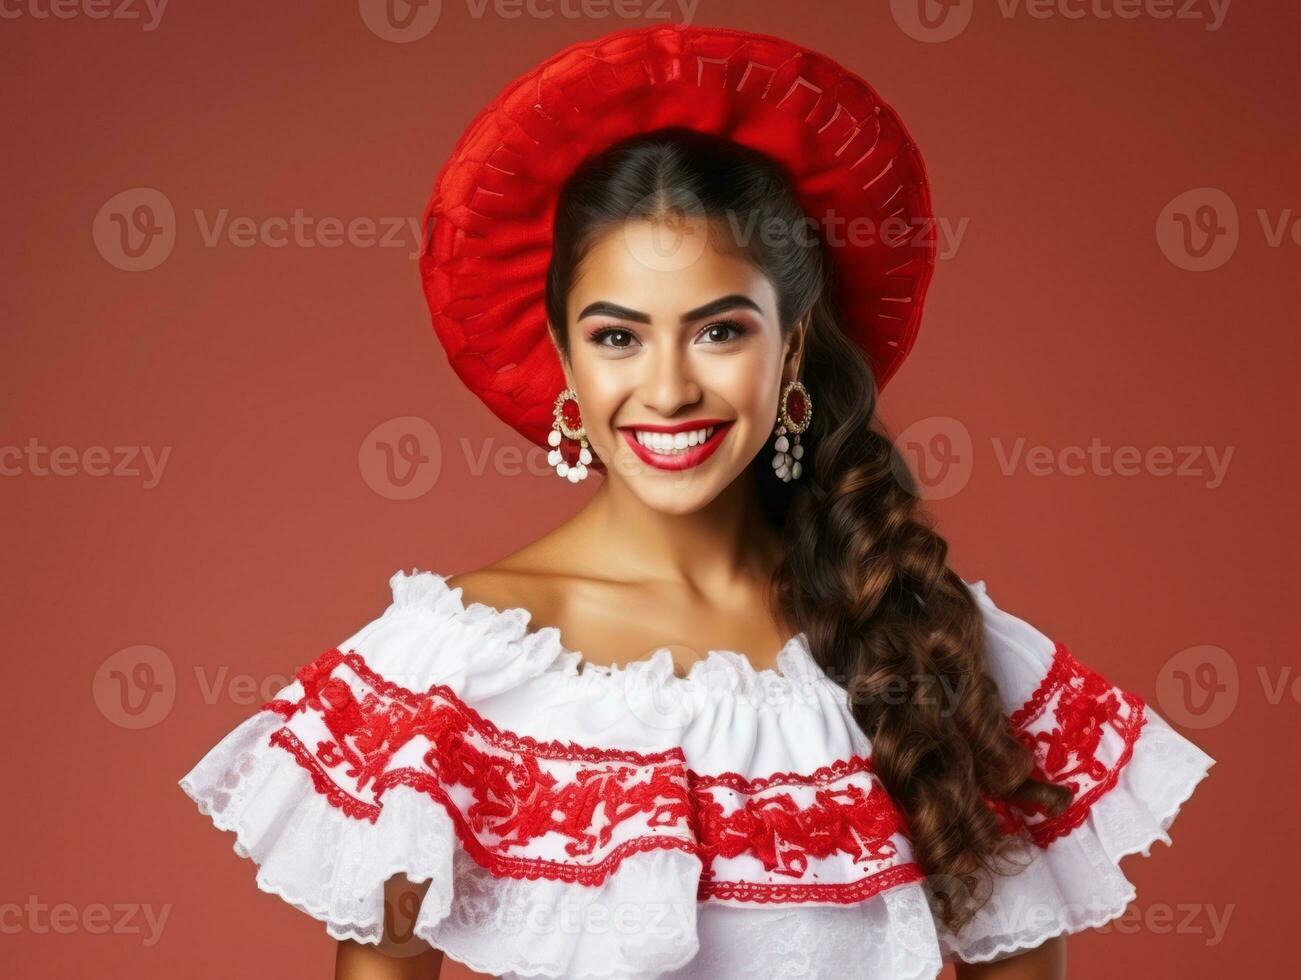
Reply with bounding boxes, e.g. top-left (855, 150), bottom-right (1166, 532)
top-left (566, 216), bottom-right (779, 322)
